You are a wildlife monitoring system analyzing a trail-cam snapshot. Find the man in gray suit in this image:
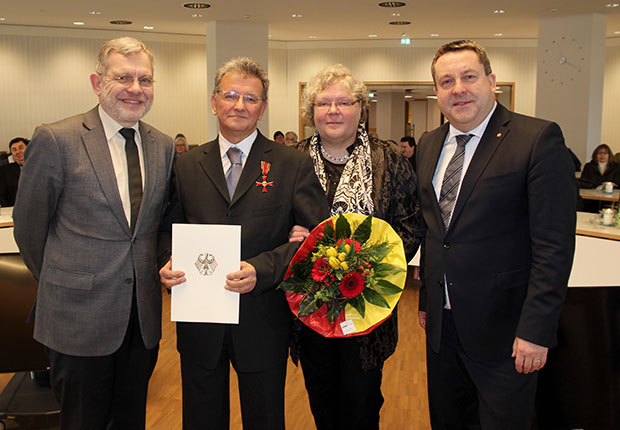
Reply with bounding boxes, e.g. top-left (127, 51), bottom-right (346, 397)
top-left (13, 37), bottom-right (174, 429)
